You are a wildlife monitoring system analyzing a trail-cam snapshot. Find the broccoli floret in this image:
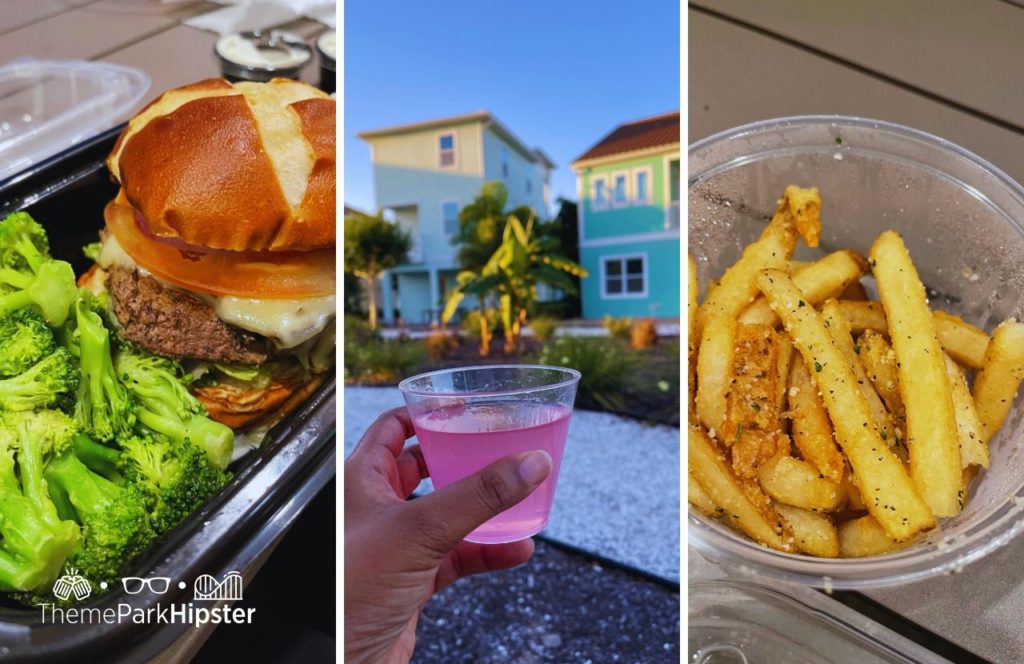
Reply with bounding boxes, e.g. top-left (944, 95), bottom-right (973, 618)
top-left (44, 450), bottom-right (155, 587)
top-left (0, 410), bottom-right (79, 593)
top-left (115, 347), bottom-right (233, 469)
top-left (0, 212), bottom-right (48, 277)
top-left (74, 294), bottom-right (135, 442)
top-left (0, 260), bottom-right (76, 327)
top-left (70, 433), bottom-right (123, 482)
top-left (117, 433), bottom-right (229, 534)
top-left (0, 309), bottom-right (55, 378)
top-left (0, 347), bottom-right (77, 412)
